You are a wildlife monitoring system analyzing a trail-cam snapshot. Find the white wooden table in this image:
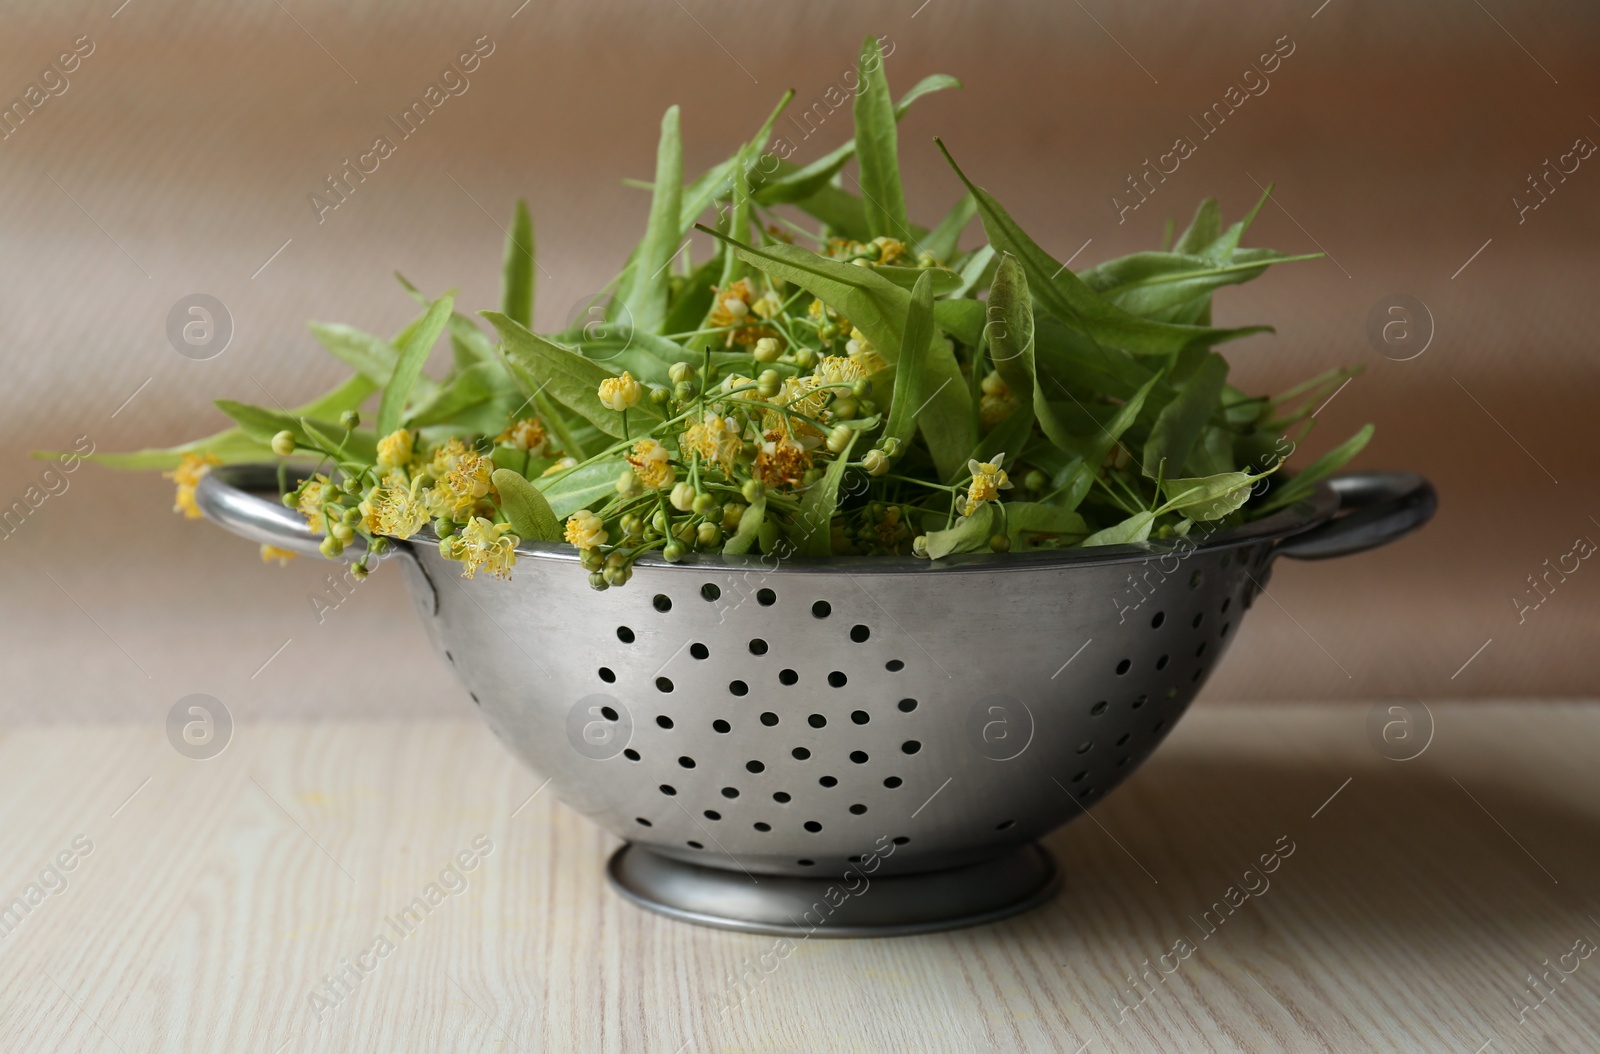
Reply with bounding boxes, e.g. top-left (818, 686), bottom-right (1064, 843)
top-left (1, 703), bottom-right (1596, 1052)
